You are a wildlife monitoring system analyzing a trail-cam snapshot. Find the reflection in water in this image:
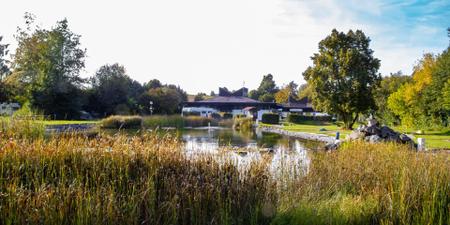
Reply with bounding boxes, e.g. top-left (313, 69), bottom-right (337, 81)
top-left (182, 127), bottom-right (321, 175)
